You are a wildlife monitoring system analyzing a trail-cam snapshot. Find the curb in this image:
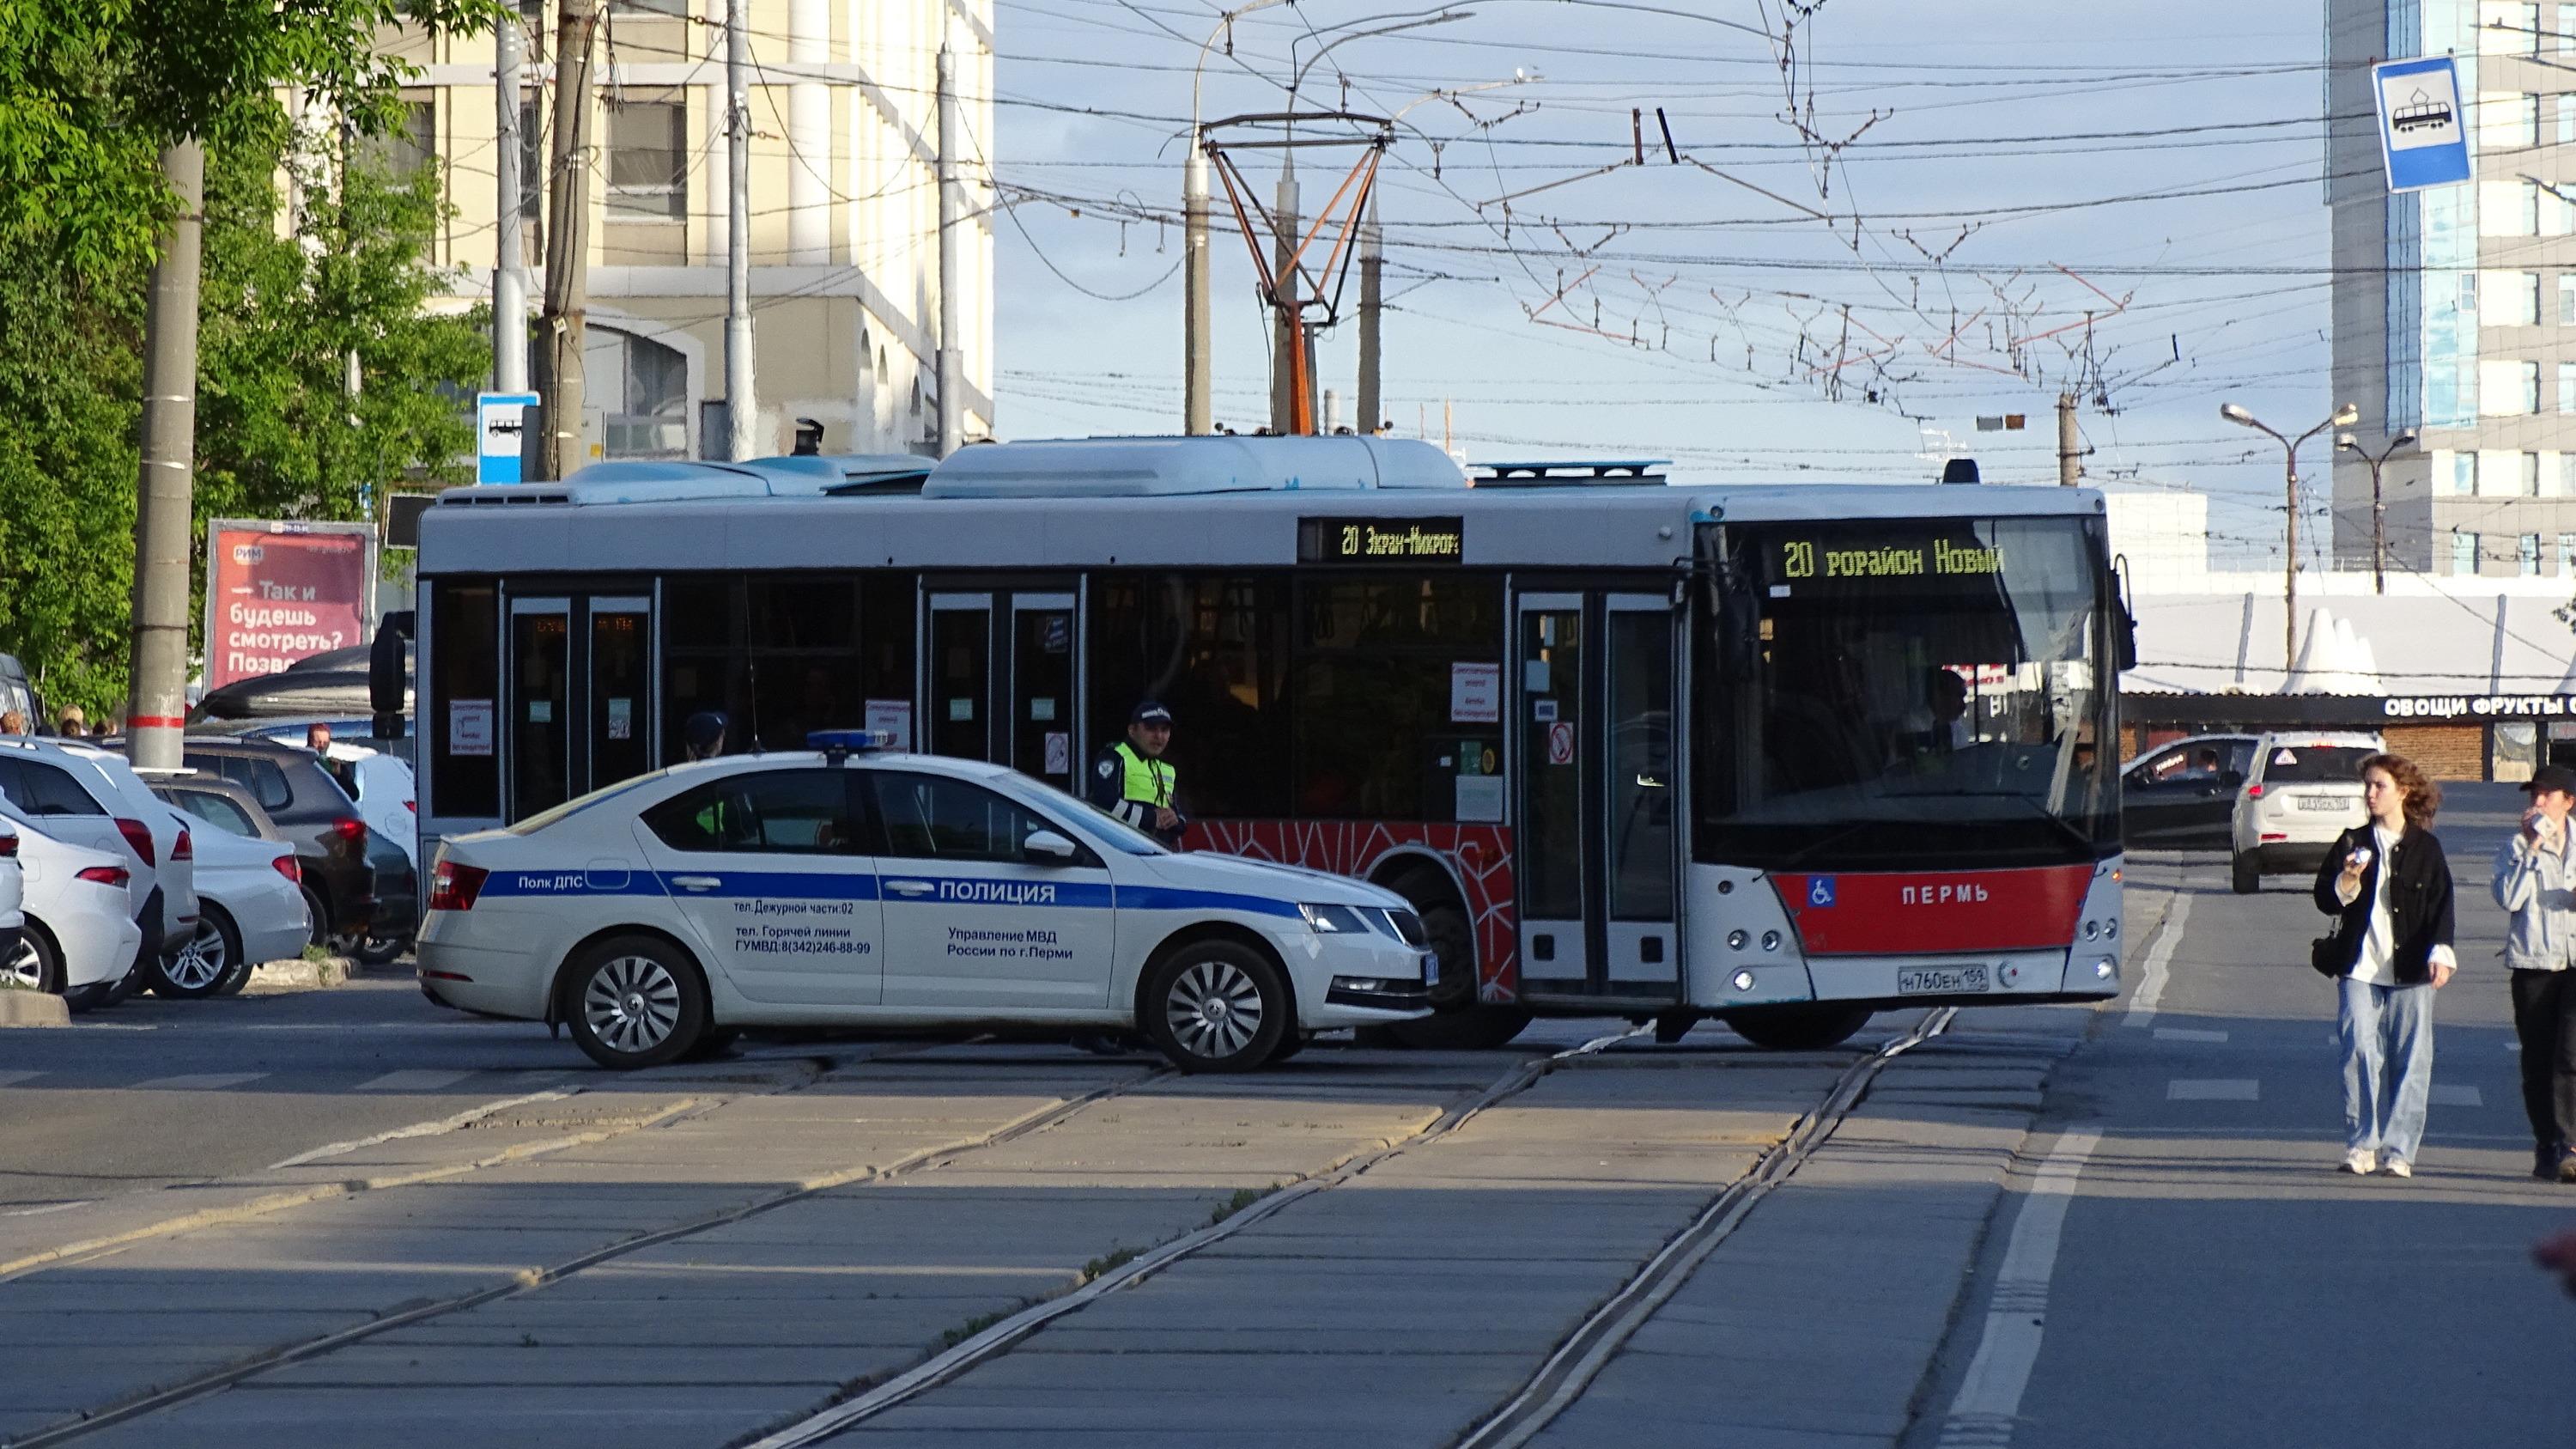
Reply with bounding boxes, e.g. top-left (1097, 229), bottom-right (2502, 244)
top-left (0, 990), bottom-right (70, 1027)
top-left (244, 955), bottom-right (353, 993)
